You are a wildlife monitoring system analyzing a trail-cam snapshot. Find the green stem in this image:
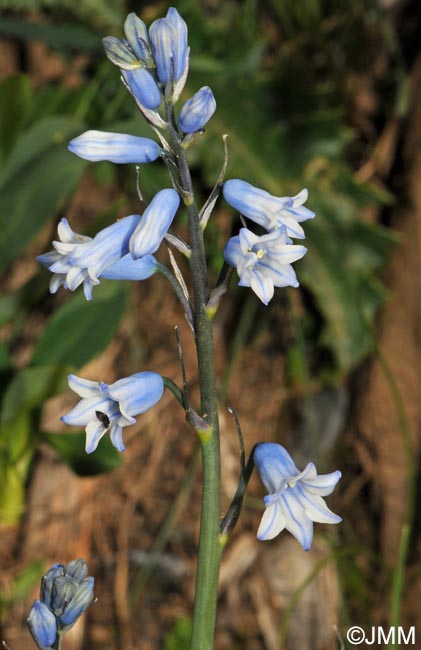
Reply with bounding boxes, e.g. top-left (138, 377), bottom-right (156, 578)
top-left (165, 115), bottom-right (222, 650)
